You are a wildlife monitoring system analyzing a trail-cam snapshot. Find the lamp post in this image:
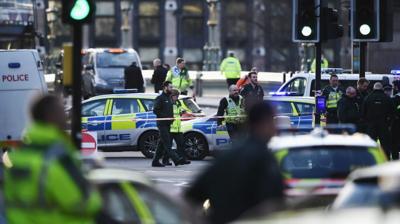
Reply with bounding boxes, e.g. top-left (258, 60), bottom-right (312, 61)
top-left (203, 0), bottom-right (220, 71)
top-left (120, 0), bottom-right (132, 48)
